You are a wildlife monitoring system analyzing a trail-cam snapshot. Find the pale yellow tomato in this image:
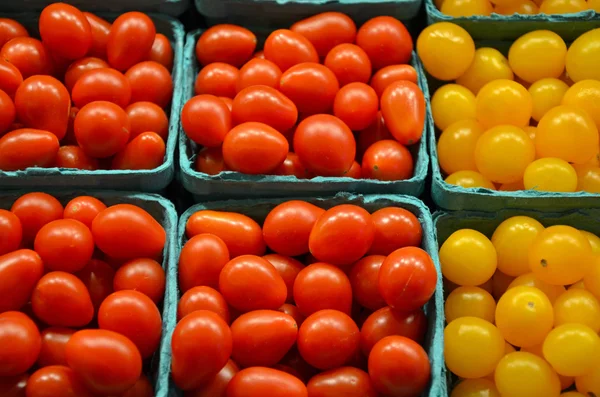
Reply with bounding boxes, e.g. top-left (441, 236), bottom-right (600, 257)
top-left (580, 230), bottom-right (600, 254)
top-left (540, 0), bottom-right (589, 13)
top-left (562, 80), bottom-right (600, 130)
top-left (456, 48), bottom-right (514, 94)
top-left (451, 378), bottom-right (500, 397)
top-left (508, 30), bottom-right (567, 83)
top-left (495, 0), bottom-right (539, 13)
top-left (495, 352), bottom-right (561, 397)
top-left (445, 170), bottom-right (496, 190)
top-left (566, 28), bottom-right (600, 82)
top-left (528, 78), bottom-right (570, 122)
top-left (543, 323), bottom-right (600, 377)
top-left (440, 229), bottom-right (497, 286)
top-left (523, 158), bottom-right (578, 192)
top-left (442, 0), bottom-right (494, 15)
top-left (589, 0), bottom-right (600, 11)
top-left (553, 288), bottom-right (600, 332)
top-left (445, 286), bottom-right (497, 323)
top-left (432, 84), bottom-right (477, 130)
top-left (476, 80), bottom-right (532, 129)
top-left (584, 256), bottom-right (600, 300)
top-left (575, 362), bottom-right (600, 396)
top-left (569, 280), bottom-right (586, 290)
top-left (573, 164), bottom-right (600, 193)
top-left (509, 272), bottom-right (566, 303)
top-left (524, 126), bottom-right (537, 141)
top-left (438, 120), bottom-right (485, 175)
top-left (492, 216), bottom-right (545, 277)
